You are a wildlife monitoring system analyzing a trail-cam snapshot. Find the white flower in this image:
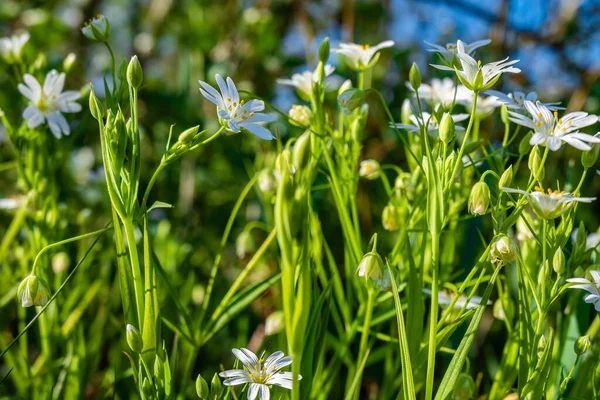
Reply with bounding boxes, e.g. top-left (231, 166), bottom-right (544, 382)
top-left (0, 31), bottom-right (30, 62)
top-left (409, 78), bottom-right (471, 108)
top-left (199, 74), bottom-right (276, 140)
top-left (485, 90), bottom-right (563, 111)
top-left (508, 101), bottom-right (599, 151)
top-left (81, 14), bottom-right (110, 42)
top-left (276, 64), bottom-right (335, 98)
top-left (423, 289), bottom-right (491, 310)
top-left (392, 111), bottom-right (469, 137)
top-left (219, 348), bottom-right (300, 400)
top-left (333, 40), bottom-right (395, 70)
top-left (18, 70), bottom-right (81, 138)
top-left (567, 270), bottom-right (600, 312)
top-left (571, 228), bottom-right (600, 250)
top-left (424, 39), bottom-right (491, 63)
top-left (433, 40), bottom-right (520, 91)
top-left (501, 186), bottom-right (595, 220)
